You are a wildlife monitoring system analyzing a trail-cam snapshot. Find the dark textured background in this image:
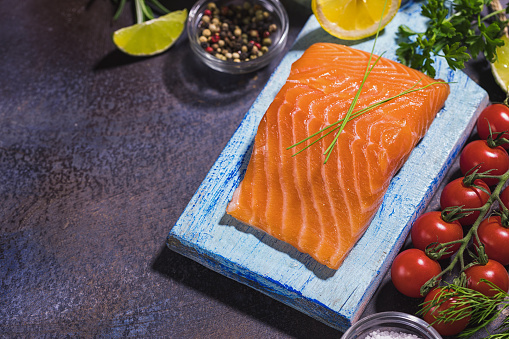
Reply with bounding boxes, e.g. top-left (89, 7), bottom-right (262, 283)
top-left (1, 0), bottom-right (507, 337)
